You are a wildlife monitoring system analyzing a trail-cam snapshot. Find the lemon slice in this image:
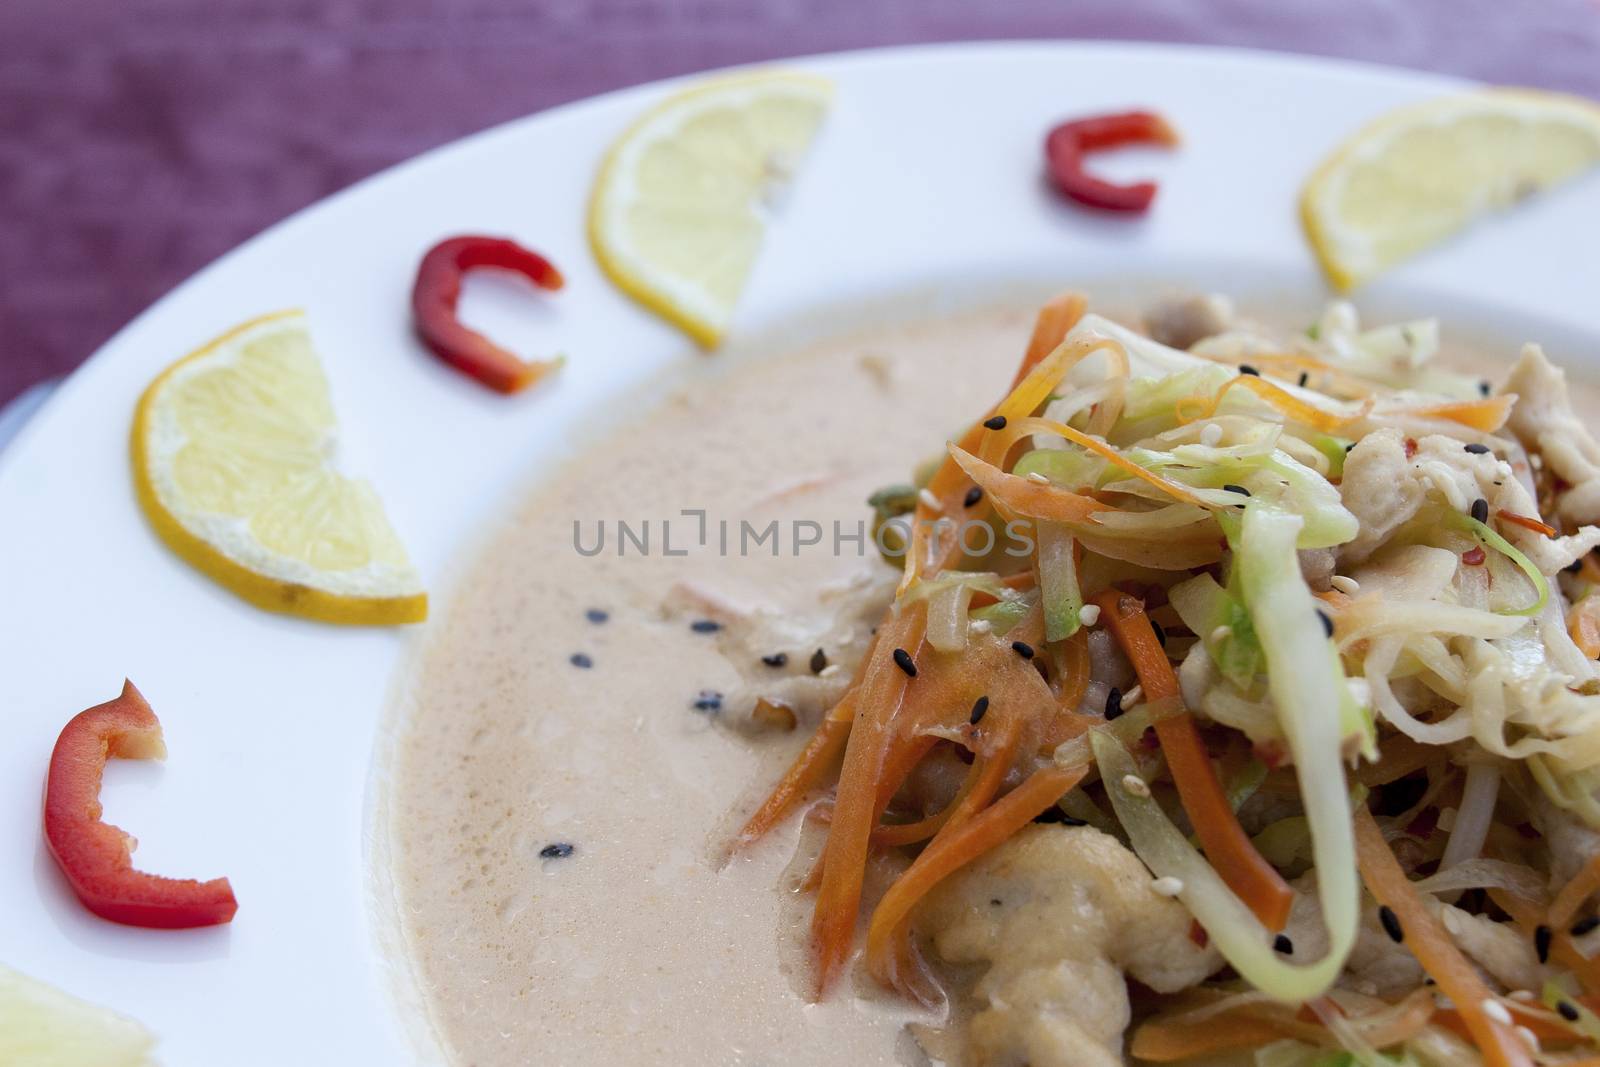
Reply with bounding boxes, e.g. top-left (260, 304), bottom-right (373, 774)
top-left (132, 310), bottom-right (427, 624)
top-left (588, 70), bottom-right (831, 346)
top-left (1302, 88), bottom-right (1600, 289)
top-left (0, 964), bottom-right (157, 1067)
